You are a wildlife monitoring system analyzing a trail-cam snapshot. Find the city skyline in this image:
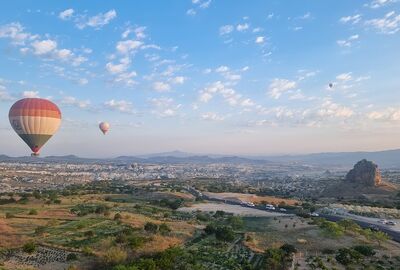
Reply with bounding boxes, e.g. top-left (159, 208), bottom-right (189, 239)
top-left (0, 0), bottom-right (399, 157)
